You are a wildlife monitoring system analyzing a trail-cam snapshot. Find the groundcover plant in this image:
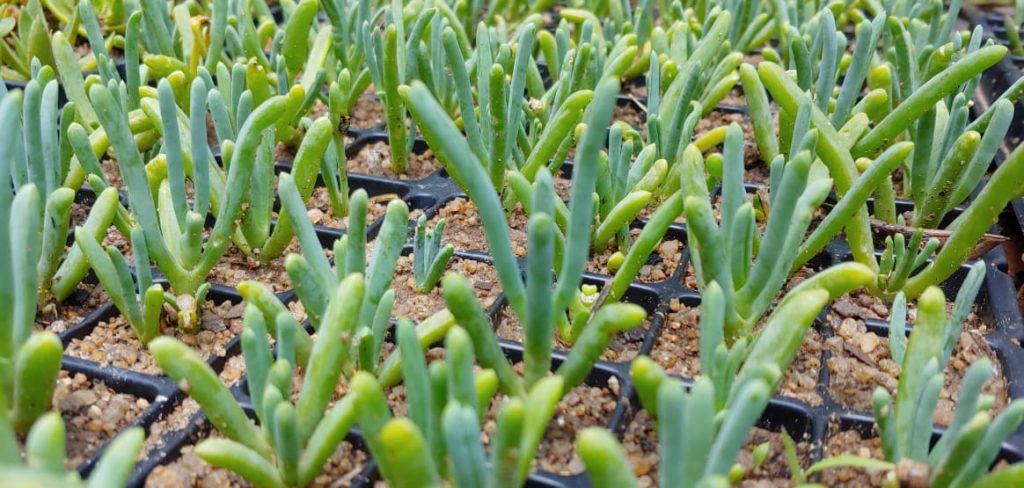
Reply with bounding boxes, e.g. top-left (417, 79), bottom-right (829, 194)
top-left (5, 0), bottom-right (1024, 486)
